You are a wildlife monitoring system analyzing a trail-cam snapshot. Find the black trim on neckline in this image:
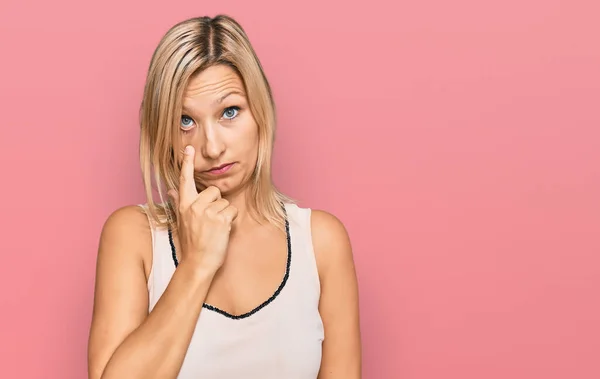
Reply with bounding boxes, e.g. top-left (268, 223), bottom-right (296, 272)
top-left (167, 206), bottom-right (291, 320)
